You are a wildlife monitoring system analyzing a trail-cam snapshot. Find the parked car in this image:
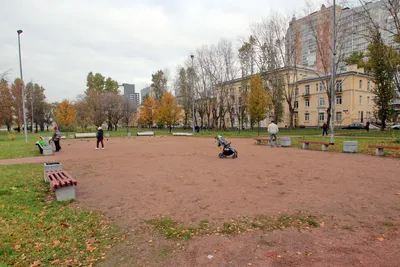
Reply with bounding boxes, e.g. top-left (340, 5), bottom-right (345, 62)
top-left (391, 124), bottom-right (400, 130)
top-left (342, 123), bottom-right (365, 129)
